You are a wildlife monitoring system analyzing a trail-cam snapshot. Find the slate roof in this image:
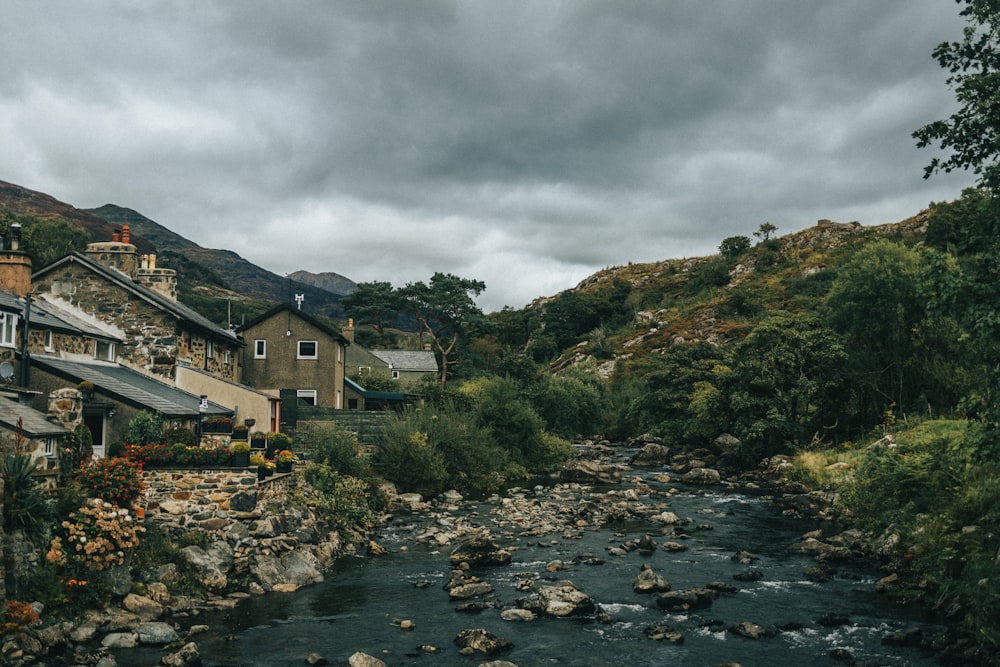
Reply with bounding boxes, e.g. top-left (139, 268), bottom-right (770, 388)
top-left (31, 355), bottom-right (232, 418)
top-left (32, 252), bottom-right (241, 346)
top-left (0, 395), bottom-right (68, 437)
top-left (0, 291), bottom-right (120, 341)
top-left (369, 349), bottom-right (438, 373)
top-left (236, 303), bottom-right (350, 344)
top-left (344, 376), bottom-right (405, 401)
